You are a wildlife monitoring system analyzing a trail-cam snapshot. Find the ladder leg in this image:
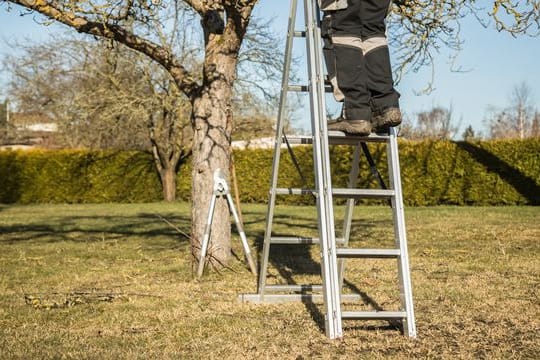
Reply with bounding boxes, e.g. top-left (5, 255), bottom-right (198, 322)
top-left (226, 193), bottom-right (257, 275)
top-left (387, 127), bottom-right (416, 337)
top-left (305, 0), bottom-right (342, 339)
top-left (257, 0), bottom-right (299, 297)
top-left (338, 142), bottom-right (362, 287)
top-left (197, 194), bottom-right (218, 278)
